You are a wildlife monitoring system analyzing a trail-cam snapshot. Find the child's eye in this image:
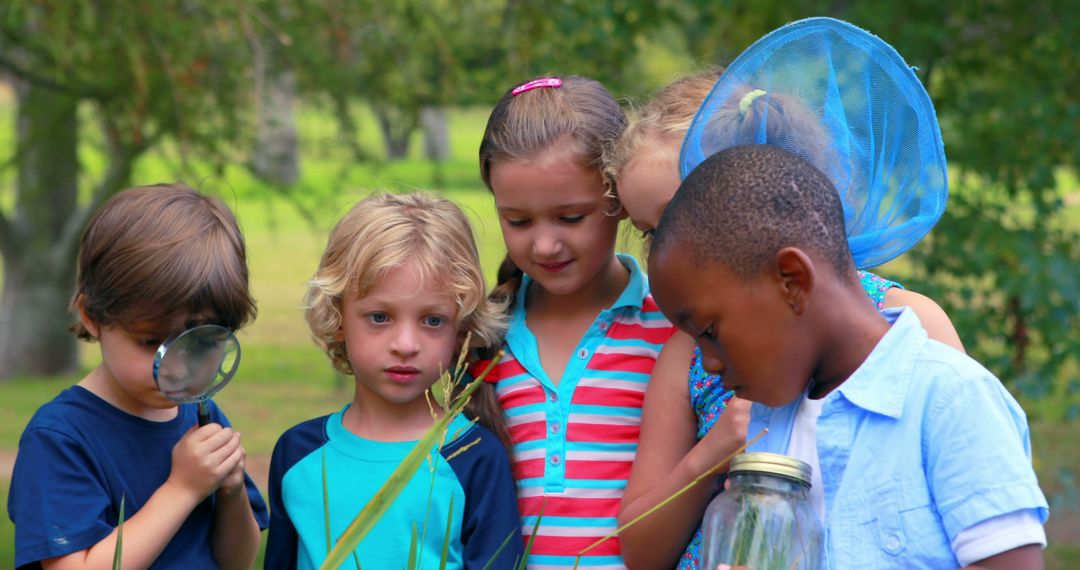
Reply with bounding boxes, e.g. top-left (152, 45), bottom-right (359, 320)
top-left (423, 315), bottom-right (447, 328)
top-left (367, 312), bottom-right (390, 325)
top-left (143, 338), bottom-right (163, 348)
top-left (697, 324), bottom-right (716, 341)
top-left (640, 228), bottom-right (656, 239)
top-left (505, 218), bottom-right (530, 227)
top-left (560, 215), bottom-right (585, 224)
